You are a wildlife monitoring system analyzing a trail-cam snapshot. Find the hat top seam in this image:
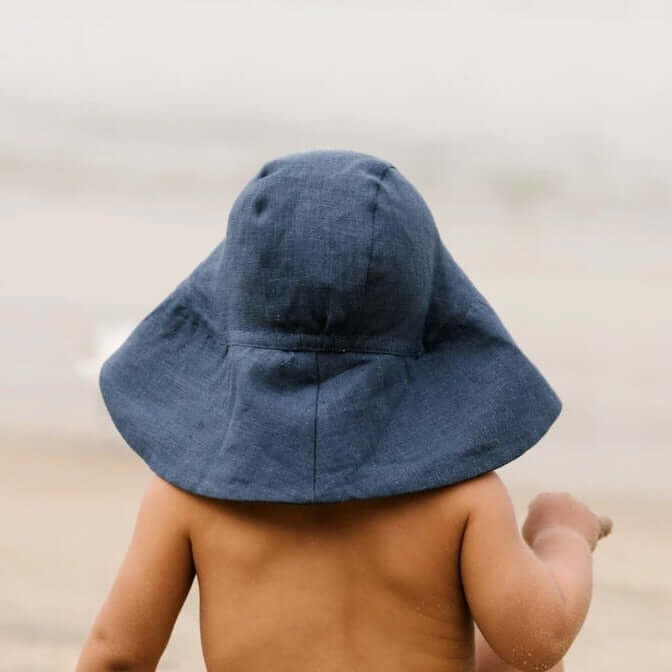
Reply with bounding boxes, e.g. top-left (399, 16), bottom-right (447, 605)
top-left (363, 163), bottom-right (394, 308)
